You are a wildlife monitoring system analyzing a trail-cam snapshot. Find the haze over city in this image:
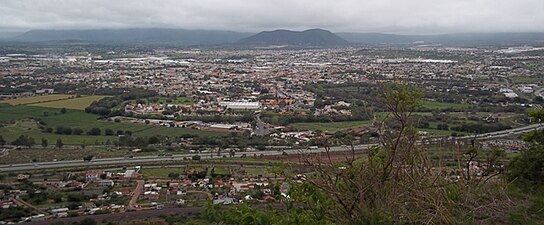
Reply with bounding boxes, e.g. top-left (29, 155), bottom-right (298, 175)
top-left (1, 0), bottom-right (544, 33)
